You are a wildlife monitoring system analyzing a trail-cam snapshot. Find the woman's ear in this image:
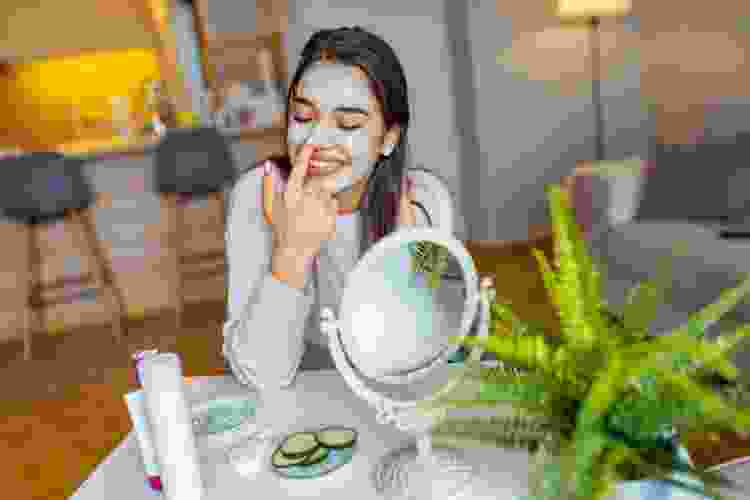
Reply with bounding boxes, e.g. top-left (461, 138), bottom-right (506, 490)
top-left (382, 124), bottom-right (402, 157)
